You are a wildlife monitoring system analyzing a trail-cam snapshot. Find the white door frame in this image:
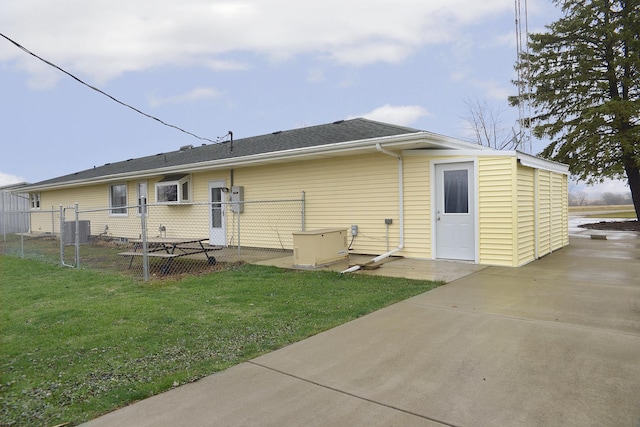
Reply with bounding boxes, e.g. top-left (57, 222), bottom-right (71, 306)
top-left (431, 159), bottom-right (479, 262)
top-left (208, 180), bottom-right (227, 246)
